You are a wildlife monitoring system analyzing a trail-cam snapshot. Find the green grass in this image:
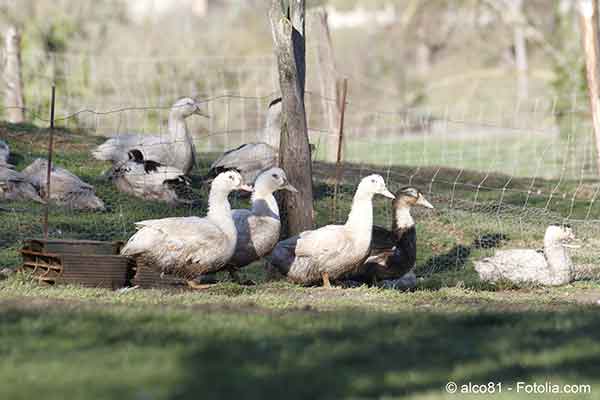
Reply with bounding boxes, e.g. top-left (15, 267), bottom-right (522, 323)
top-left (2, 122), bottom-right (600, 399)
top-left (2, 277), bottom-right (600, 400)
